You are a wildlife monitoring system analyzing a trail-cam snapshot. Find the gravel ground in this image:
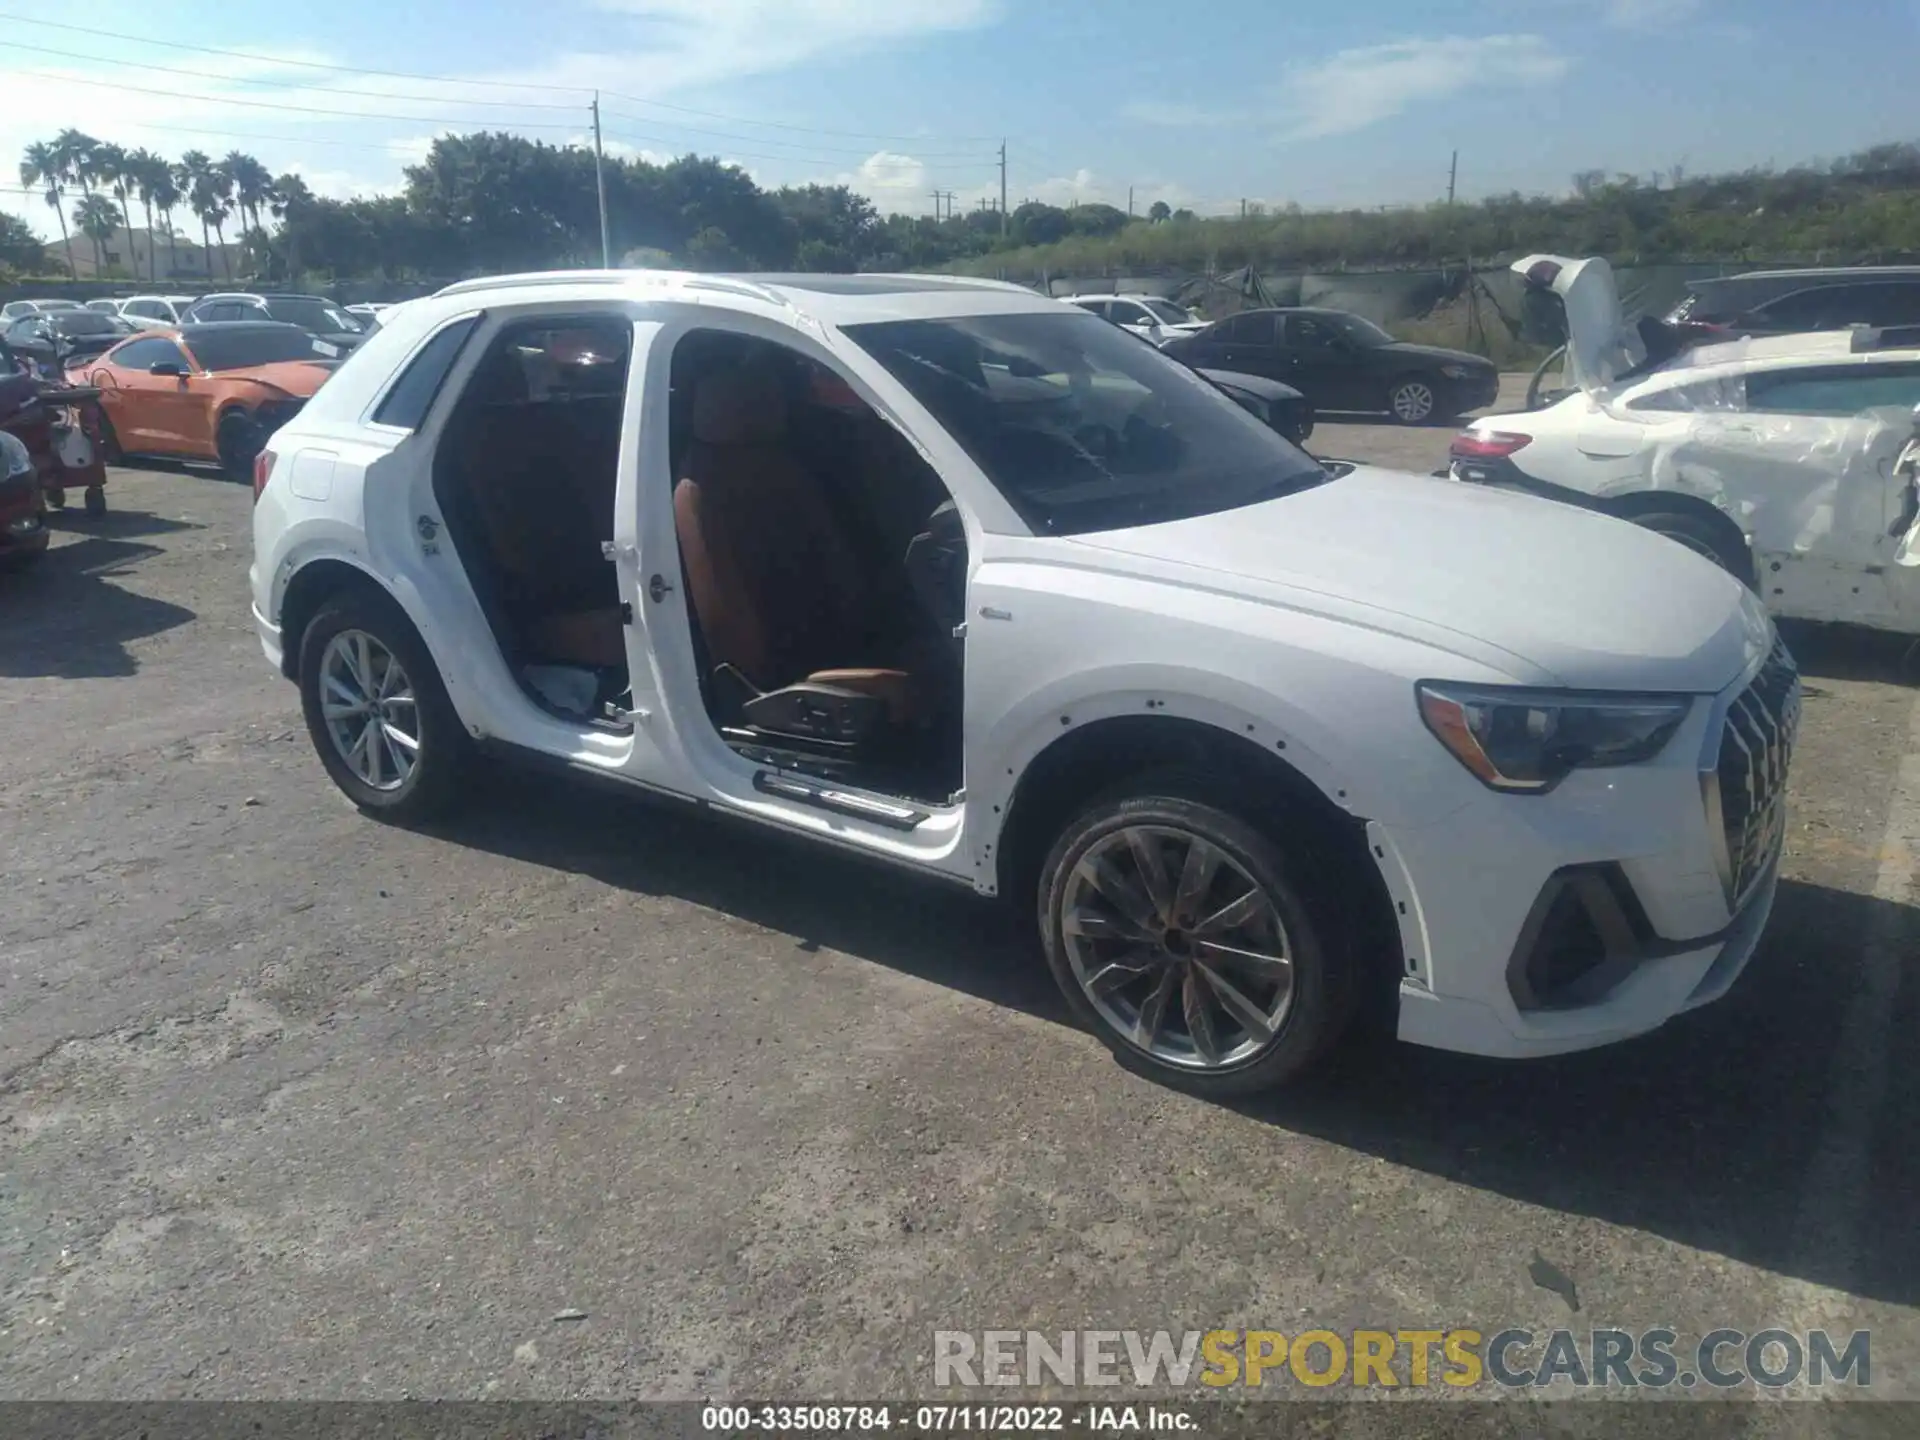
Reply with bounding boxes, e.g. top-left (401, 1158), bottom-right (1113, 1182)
top-left (2, 389), bottom-right (1917, 1416)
